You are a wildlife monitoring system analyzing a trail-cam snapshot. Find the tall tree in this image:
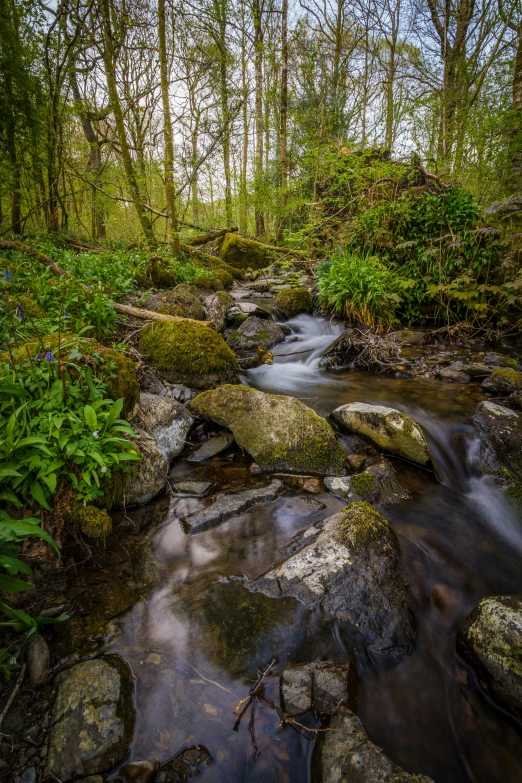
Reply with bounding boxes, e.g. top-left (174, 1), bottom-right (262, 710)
top-left (276, 0), bottom-right (288, 241)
